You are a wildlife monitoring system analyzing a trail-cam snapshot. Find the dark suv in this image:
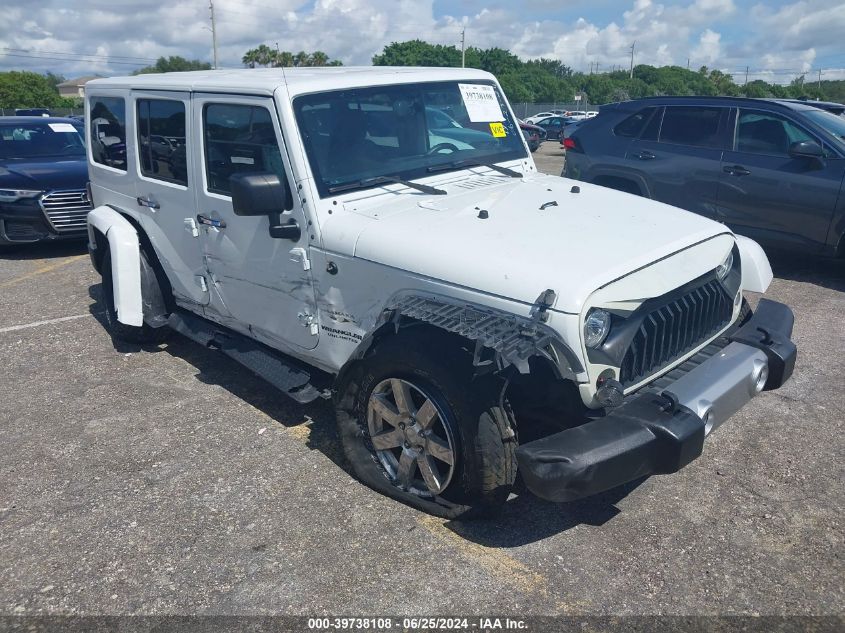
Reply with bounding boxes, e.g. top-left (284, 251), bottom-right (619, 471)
top-left (563, 97), bottom-right (845, 256)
